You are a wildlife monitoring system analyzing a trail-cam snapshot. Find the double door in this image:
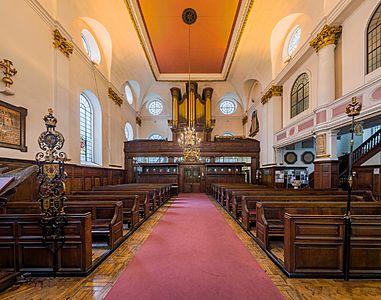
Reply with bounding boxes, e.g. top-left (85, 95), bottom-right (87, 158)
top-left (179, 164), bottom-right (205, 193)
